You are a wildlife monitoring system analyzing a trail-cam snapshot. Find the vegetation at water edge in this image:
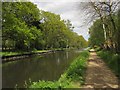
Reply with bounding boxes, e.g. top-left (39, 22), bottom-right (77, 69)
top-left (29, 50), bottom-right (89, 88)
